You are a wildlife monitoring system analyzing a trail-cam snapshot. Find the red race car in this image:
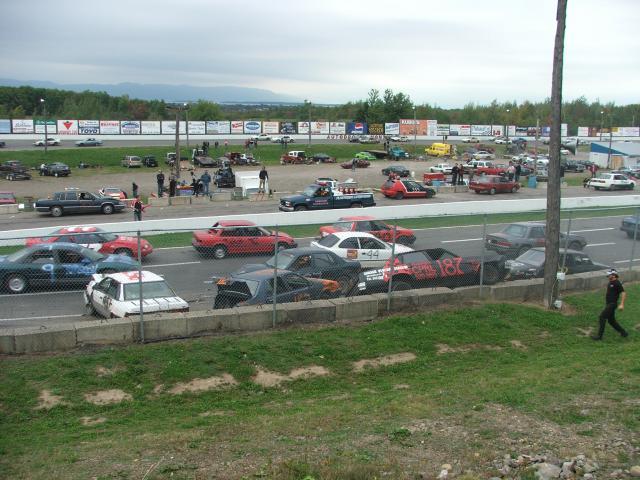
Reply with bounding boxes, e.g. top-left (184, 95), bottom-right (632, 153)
top-left (381, 179), bottom-right (436, 200)
top-left (341, 159), bottom-right (370, 169)
top-left (25, 226), bottom-right (153, 258)
top-left (318, 215), bottom-right (416, 245)
top-left (469, 175), bottom-right (520, 195)
top-left (192, 220), bottom-right (297, 259)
